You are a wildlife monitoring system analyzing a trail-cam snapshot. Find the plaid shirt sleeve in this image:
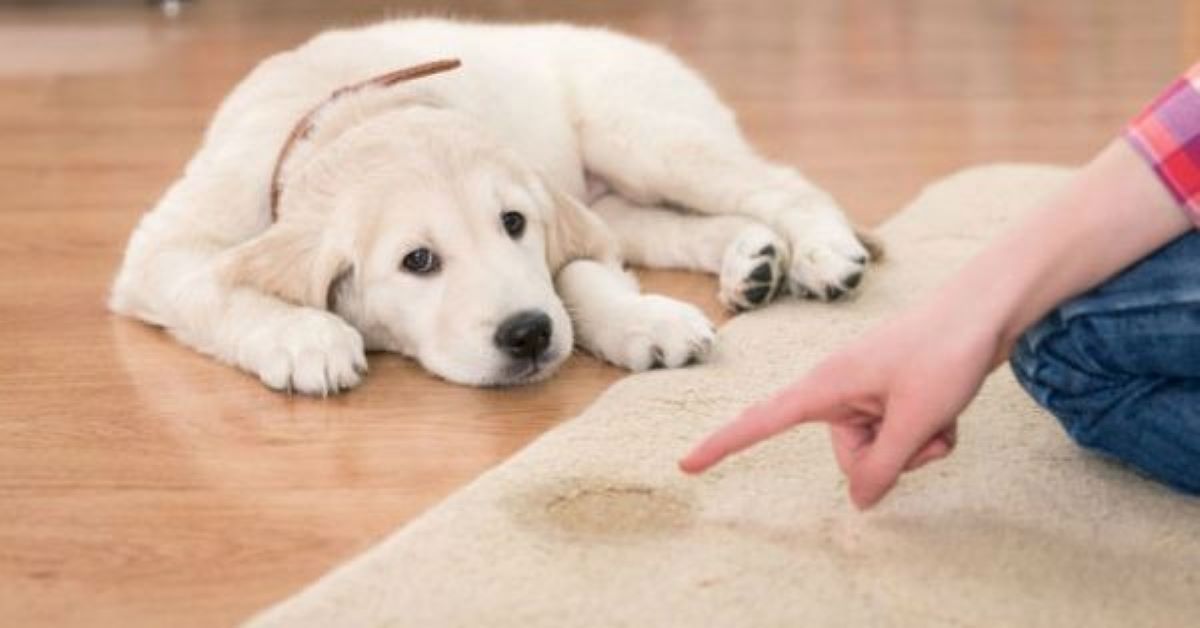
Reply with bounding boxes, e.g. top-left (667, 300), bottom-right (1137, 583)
top-left (1125, 62), bottom-right (1200, 228)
